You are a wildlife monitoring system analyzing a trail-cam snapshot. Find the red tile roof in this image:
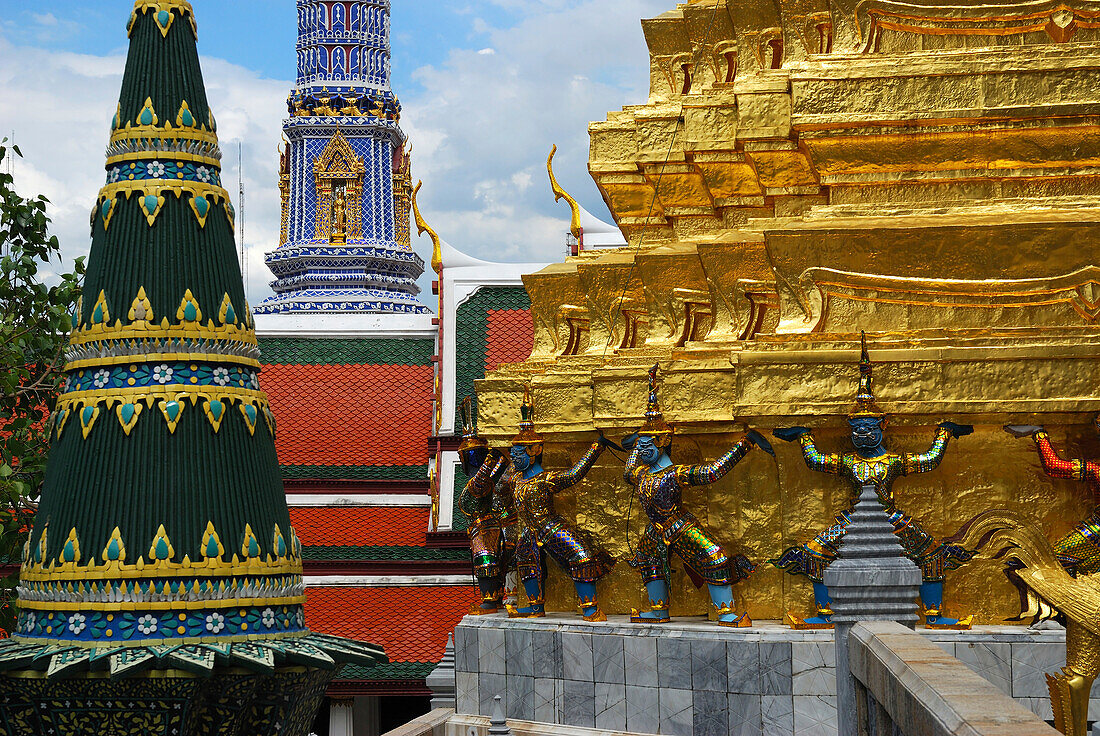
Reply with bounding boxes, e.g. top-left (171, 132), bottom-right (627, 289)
top-left (289, 506), bottom-right (430, 547)
top-left (484, 309), bottom-right (534, 372)
top-left (305, 585), bottom-right (478, 662)
top-left (262, 363), bottom-right (433, 466)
